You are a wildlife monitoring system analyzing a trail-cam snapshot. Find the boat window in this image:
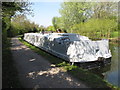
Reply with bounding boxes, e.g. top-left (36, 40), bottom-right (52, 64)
top-left (58, 34), bottom-right (69, 36)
